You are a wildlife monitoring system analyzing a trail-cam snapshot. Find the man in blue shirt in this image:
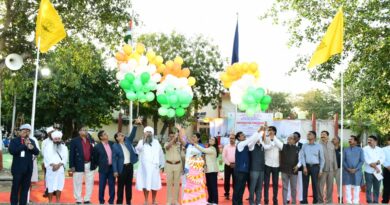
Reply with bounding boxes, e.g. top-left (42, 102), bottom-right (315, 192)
top-left (300, 131), bottom-right (324, 204)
